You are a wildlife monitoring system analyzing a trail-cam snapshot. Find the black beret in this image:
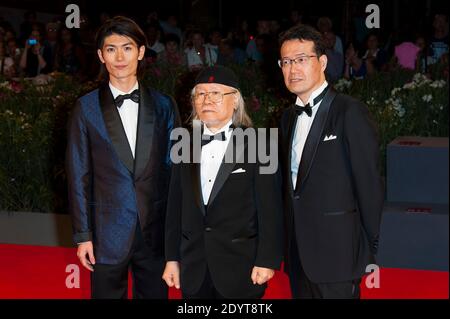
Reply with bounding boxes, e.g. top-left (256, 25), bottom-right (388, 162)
top-left (194, 66), bottom-right (239, 89)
